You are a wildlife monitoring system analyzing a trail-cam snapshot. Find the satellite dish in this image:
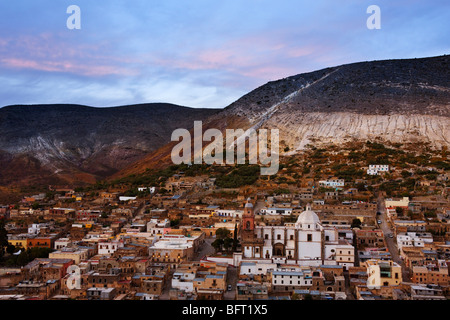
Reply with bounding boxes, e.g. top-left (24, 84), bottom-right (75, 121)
top-left (13, 250), bottom-right (21, 255)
